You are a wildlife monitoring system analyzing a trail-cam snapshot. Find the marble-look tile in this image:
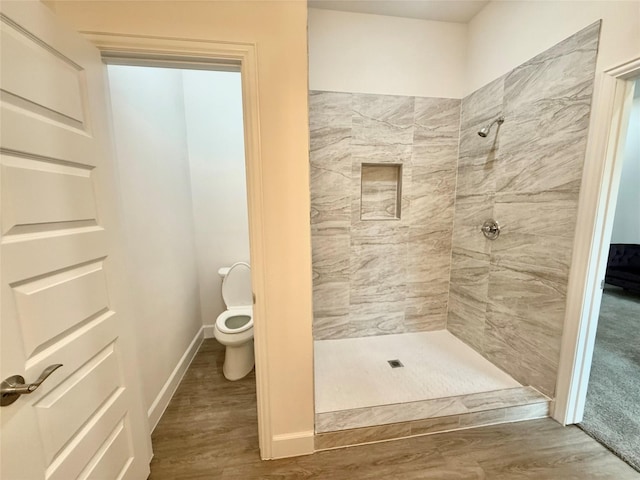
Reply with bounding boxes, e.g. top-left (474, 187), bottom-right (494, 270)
top-left (315, 401), bottom-right (551, 450)
top-left (493, 191), bottom-right (579, 239)
top-left (315, 423), bottom-right (412, 450)
top-left (350, 283), bottom-right (406, 309)
top-left (316, 396), bottom-right (466, 432)
top-left (407, 226), bottom-right (453, 250)
top-left (313, 282), bottom-right (349, 318)
top-left (487, 261), bottom-right (568, 319)
top-left (460, 75), bottom-right (505, 131)
top-left (350, 238), bottom-right (407, 287)
top-left (502, 402), bottom-right (550, 422)
top-left (407, 183), bottom-right (455, 229)
top-left (309, 196), bottom-right (350, 235)
top-left (349, 143), bottom-right (413, 164)
top-left (447, 288), bottom-right (486, 354)
top-left (313, 314), bottom-right (353, 341)
top-left (496, 94), bottom-right (593, 194)
top-left (411, 142), bottom-right (458, 186)
top-left (311, 234), bottom-right (350, 285)
top-left (316, 386), bottom-right (550, 434)
top-left (455, 153), bottom-right (498, 196)
top-left (350, 220), bottom-right (409, 240)
top-left (457, 77), bottom-right (504, 197)
top-left (347, 310), bottom-right (407, 338)
top-left (460, 386), bottom-right (549, 411)
top-left (405, 237), bottom-right (452, 284)
top-left (497, 23), bottom-right (599, 196)
top-left (486, 318), bottom-right (561, 383)
top-left (352, 93), bottom-right (415, 149)
top-left (404, 285), bottom-right (448, 316)
top-left (309, 124), bottom-right (351, 233)
top-left (310, 126), bottom-right (351, 165)
top-left (503, 22), bottom-right (600, 108)
top-left (410, 415), bottom-right (461, 436)
top-left (403, 312), bottom-right (448, 332)
top-left (451, 195), bottom-right (494, 255)
top-left (311, 90), bottom-right (460, 340)
top-left (309, 90), bottom-right (352, 129)
top-left (414, 97), bottom-right (461, 146)
top-left (485, 295), bottom-right (564, 371)
top-left (411, 143), bottom-right (458, 180)
top-left (490, 232), bottom-right (573, 284)
top-left (458, 124), bottom-right (502, 167)
top-left (458, 408), bottom-right (507, 428)
top-left (449, 249), bottom-right (490, 304)
top-left (483, 324), bottom-right (559, 397)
